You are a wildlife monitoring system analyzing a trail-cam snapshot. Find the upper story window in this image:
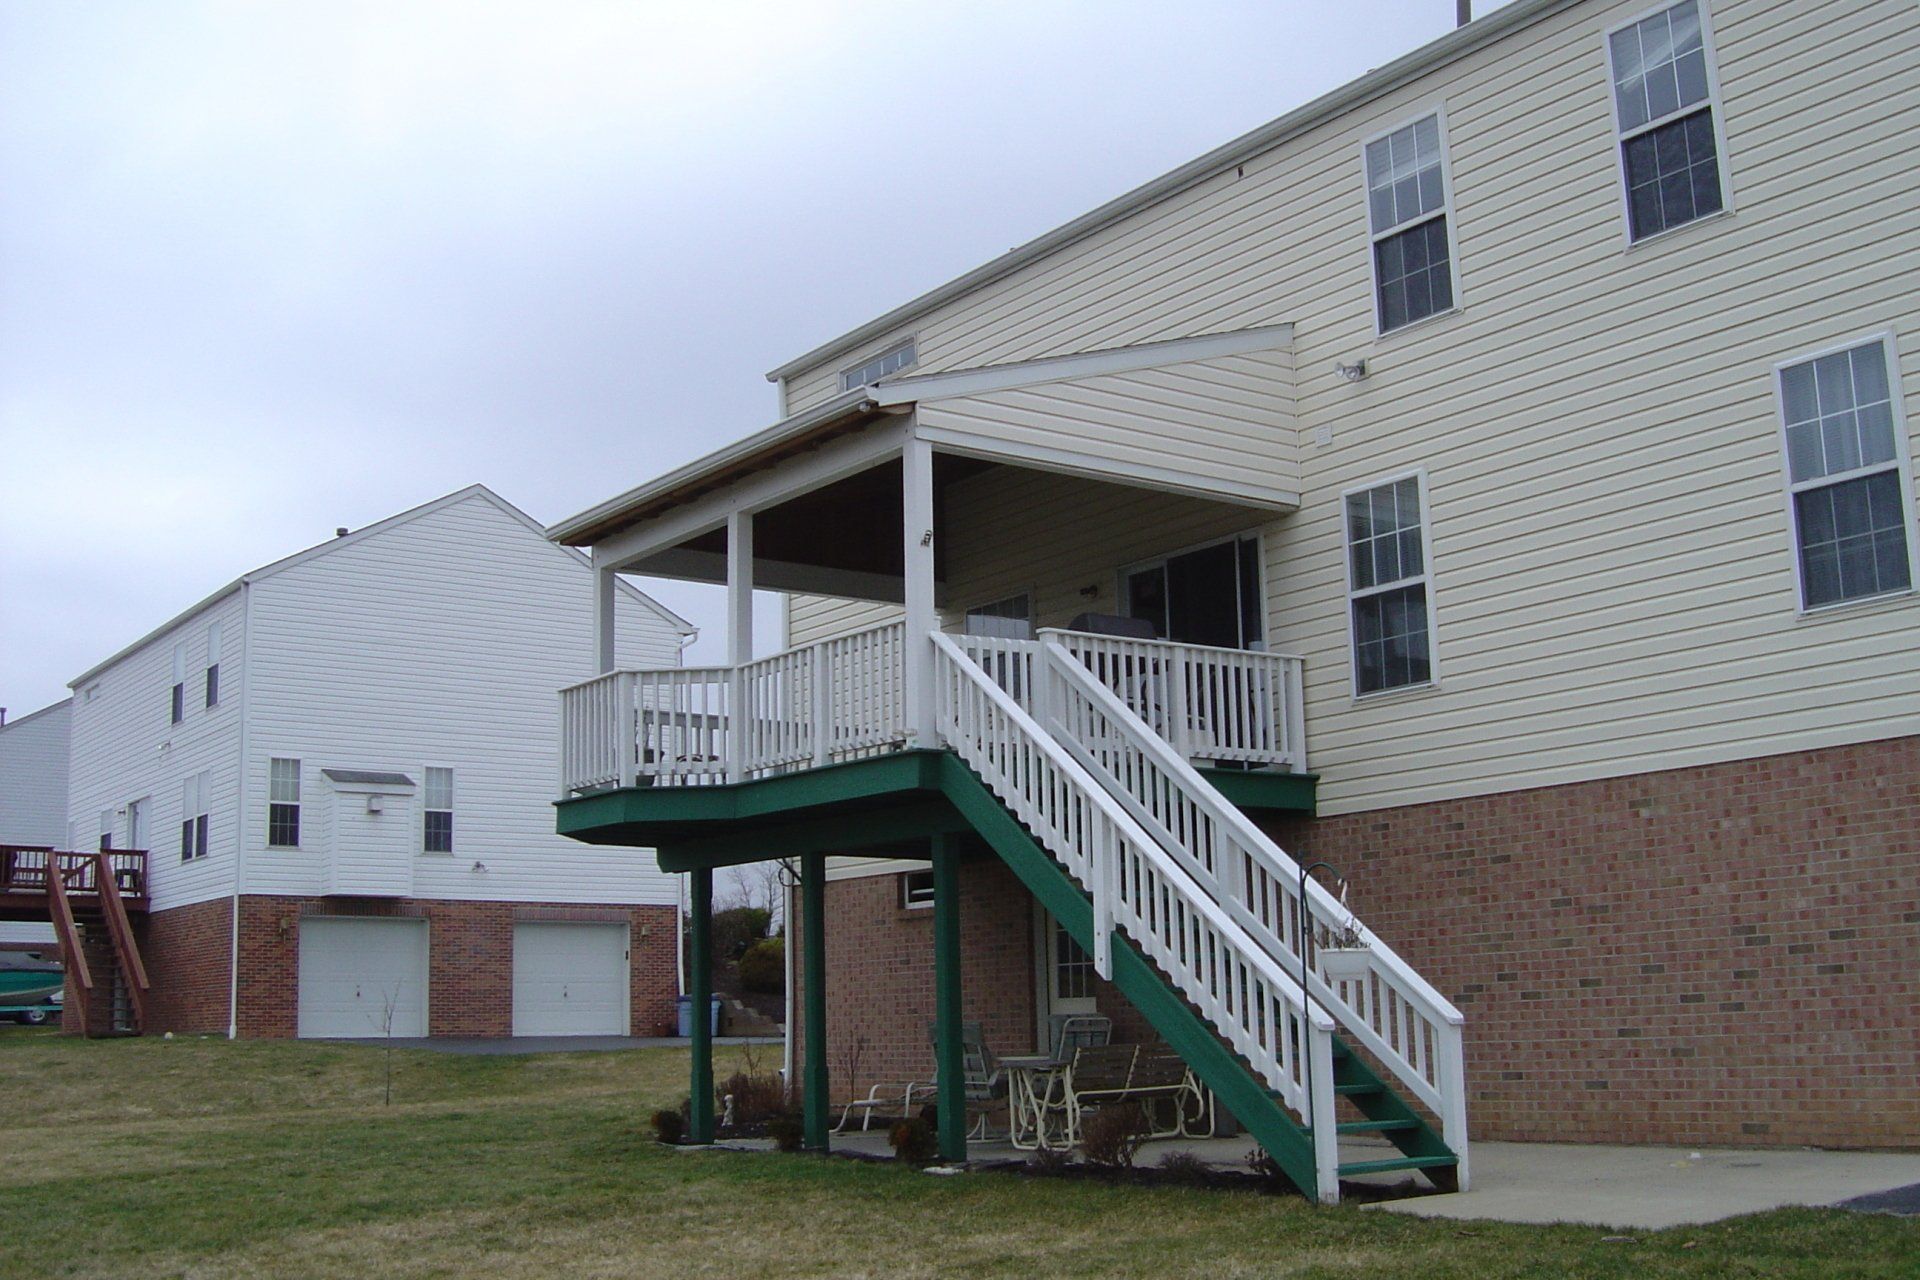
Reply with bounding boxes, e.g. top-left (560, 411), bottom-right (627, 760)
top-left (98, 809), bottom-right (113, 851)
top-left (169, 642), bottom-right (186, 725)
top-left (840, 339), bottom-right (916, 391)
top-left (205, 621), bottom-right (222, 708)
top-left (1363, 112), bottom-right (1457, 333)
top-left (268, 758), bottom-right (301, 848)
top-left (1776, 336), bottom-right (1916, 611)
top-left (1606, 0), bottom-right (1730, 242)
top-left (423, 767), bottom-right (454, 853)
top-left (180, 772), bottom-right (210, 861)
top-left (1345, 473), bottom-right (1435, 696)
